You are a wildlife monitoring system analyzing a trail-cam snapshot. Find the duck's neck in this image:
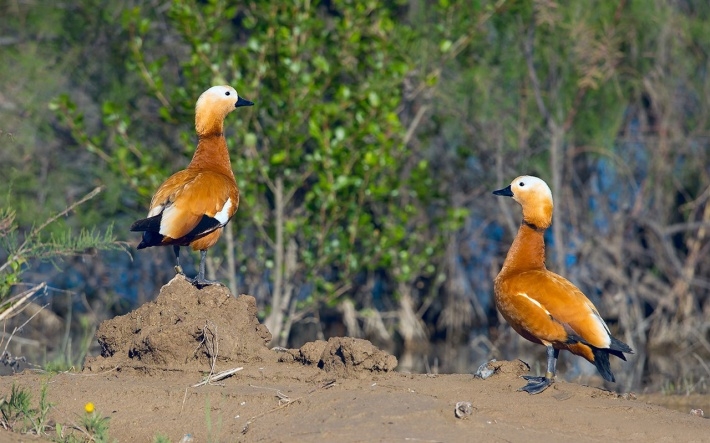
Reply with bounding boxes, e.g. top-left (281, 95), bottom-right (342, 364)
top-left (189, 114), bottom-right (234, 178)
top-left (499, 222), bottom-right (547, 275)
